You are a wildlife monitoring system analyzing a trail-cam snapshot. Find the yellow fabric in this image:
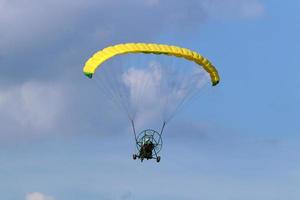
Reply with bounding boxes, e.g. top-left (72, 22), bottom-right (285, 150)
top-left (83, 43), bottom-right (220, 86)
